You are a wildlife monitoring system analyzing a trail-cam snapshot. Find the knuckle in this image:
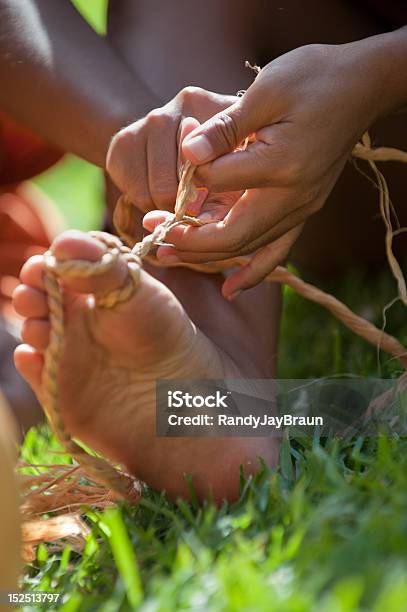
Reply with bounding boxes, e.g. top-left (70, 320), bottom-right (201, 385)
top-left (106, 130), bottom-right (127, 175)
top-left (209, 112), bottom-right (241, 152)
top-left (107, 124), bottom-right (142, 178)
top-left (146, 109), bottom-right (172, 129)
top-left (179, 85), bottom-right (203, 103)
